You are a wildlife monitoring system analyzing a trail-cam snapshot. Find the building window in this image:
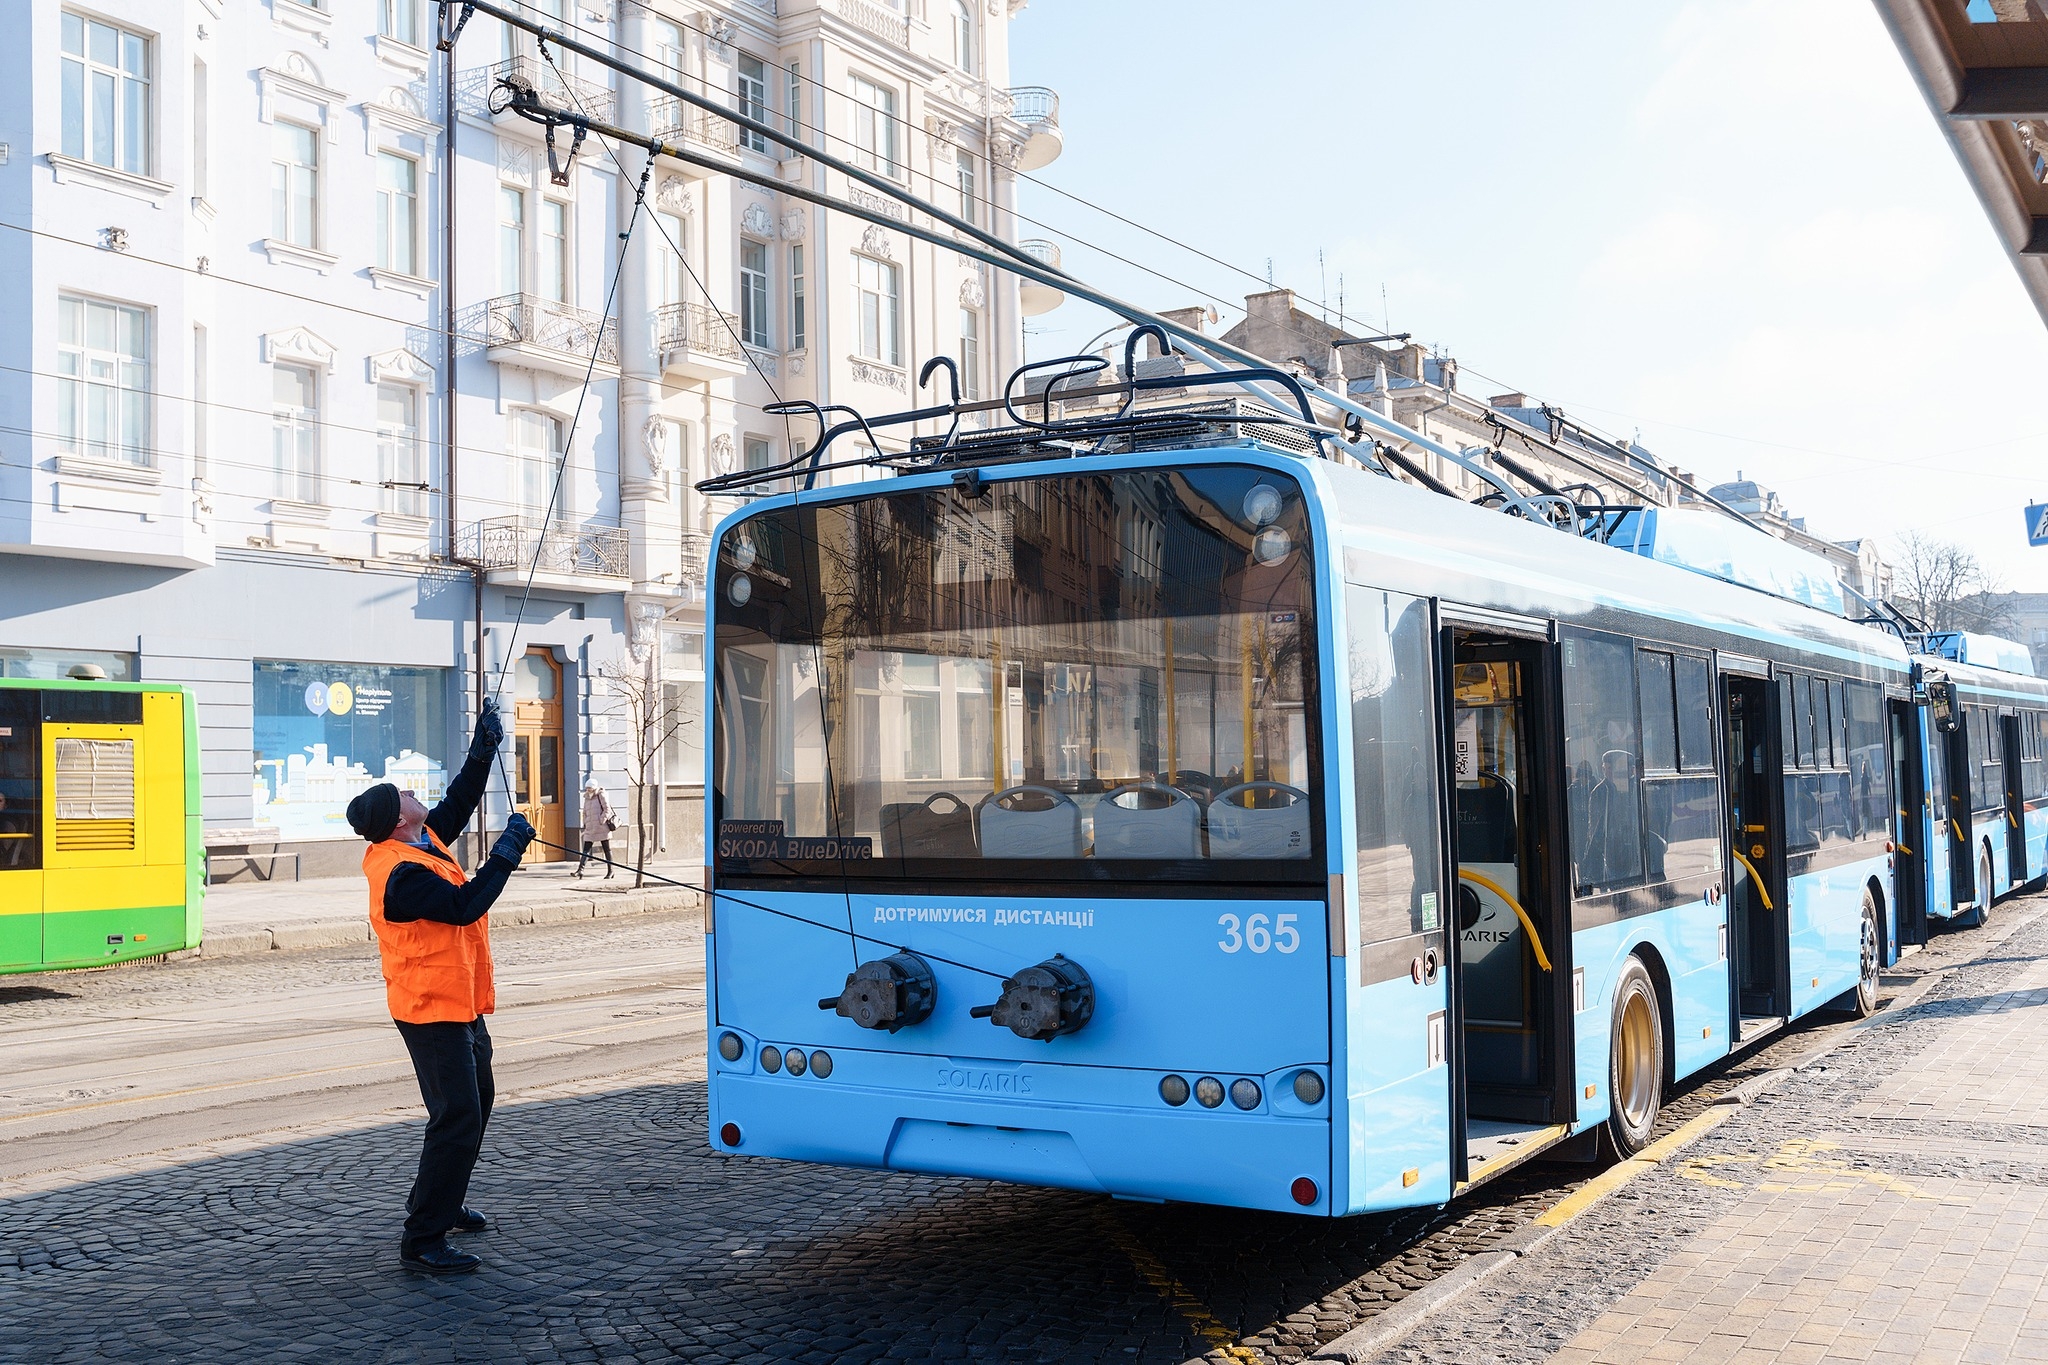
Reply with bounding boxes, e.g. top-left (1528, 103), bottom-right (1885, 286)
top-left (61, 13), bottom-right (151, 175)
top-left (958, 308), bottom-right (980, 401)
top-left (380, 0), bottom-right (420, 44)
top-left (539, 198), bottom-right (570, 303)
top-left (786, 61), bottom-right (804, 144)
top-left (655, 210), bottom-right (686, 306)
top-left (271, 363), bottom-right (321, 504)
top-left (192, 60), bottom-right (209, 201)
top-left (271, 122), bottom-right (319, 247)
top-left (377, 382), bottom-right (425, 517)
top-left (737, 54), bottom-right (770, 153)
top-left (956, 149), bottom-right (977, 227)
top-left (57, 296), bottom-right (150, 467)
top-left (855, 255), bottom-right (901, 366)
top-left (375, 151), bottom-right (419, 276)
top-left (510, 409), bottom-right (565, 520)
top-left (850, 75), bottom-right (901, 180)
top-left (651, 18), bottom-right (686, 78)
top-left (789, 244), bottom-right (806, 351)
top-left (740, 238), bottom-right (770, 349)
top-left (949, 0), bottom-right (975, 74)
top-left (192, 323), bottom-right (208, 480)
top-left (743, 436), bottom-right (773, 471)
top-left (497, 185), bottom-right (525, 295)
